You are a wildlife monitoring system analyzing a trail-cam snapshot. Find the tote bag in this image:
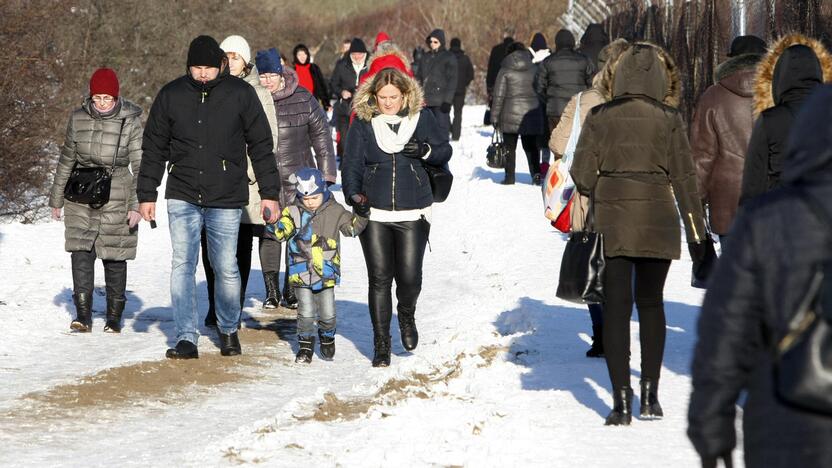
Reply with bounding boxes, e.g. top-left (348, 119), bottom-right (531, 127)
top-left (543, 93), bottom-right (583, 233)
